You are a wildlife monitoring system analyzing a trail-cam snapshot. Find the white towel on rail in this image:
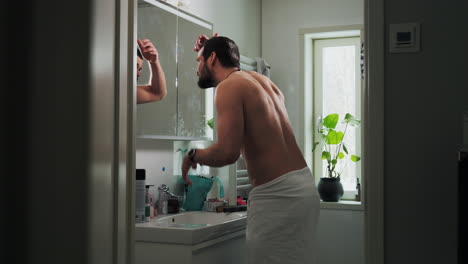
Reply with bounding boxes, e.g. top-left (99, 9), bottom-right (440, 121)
top-left (255, 57), bottom-right (271, 78)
